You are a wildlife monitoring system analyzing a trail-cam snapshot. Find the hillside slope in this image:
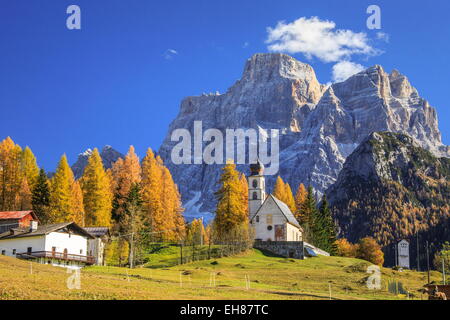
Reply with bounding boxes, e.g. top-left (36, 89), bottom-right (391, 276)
top-left (0, 250), bottom-right (441, 300)
top-left (327, 132), bottom-right (450, 265)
